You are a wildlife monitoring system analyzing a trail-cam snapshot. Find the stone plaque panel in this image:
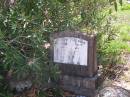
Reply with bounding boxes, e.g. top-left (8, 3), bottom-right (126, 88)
top-left (54, 37), bottom-right (88, 66)
top-left (50, 31), bottom-right (97, 77)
